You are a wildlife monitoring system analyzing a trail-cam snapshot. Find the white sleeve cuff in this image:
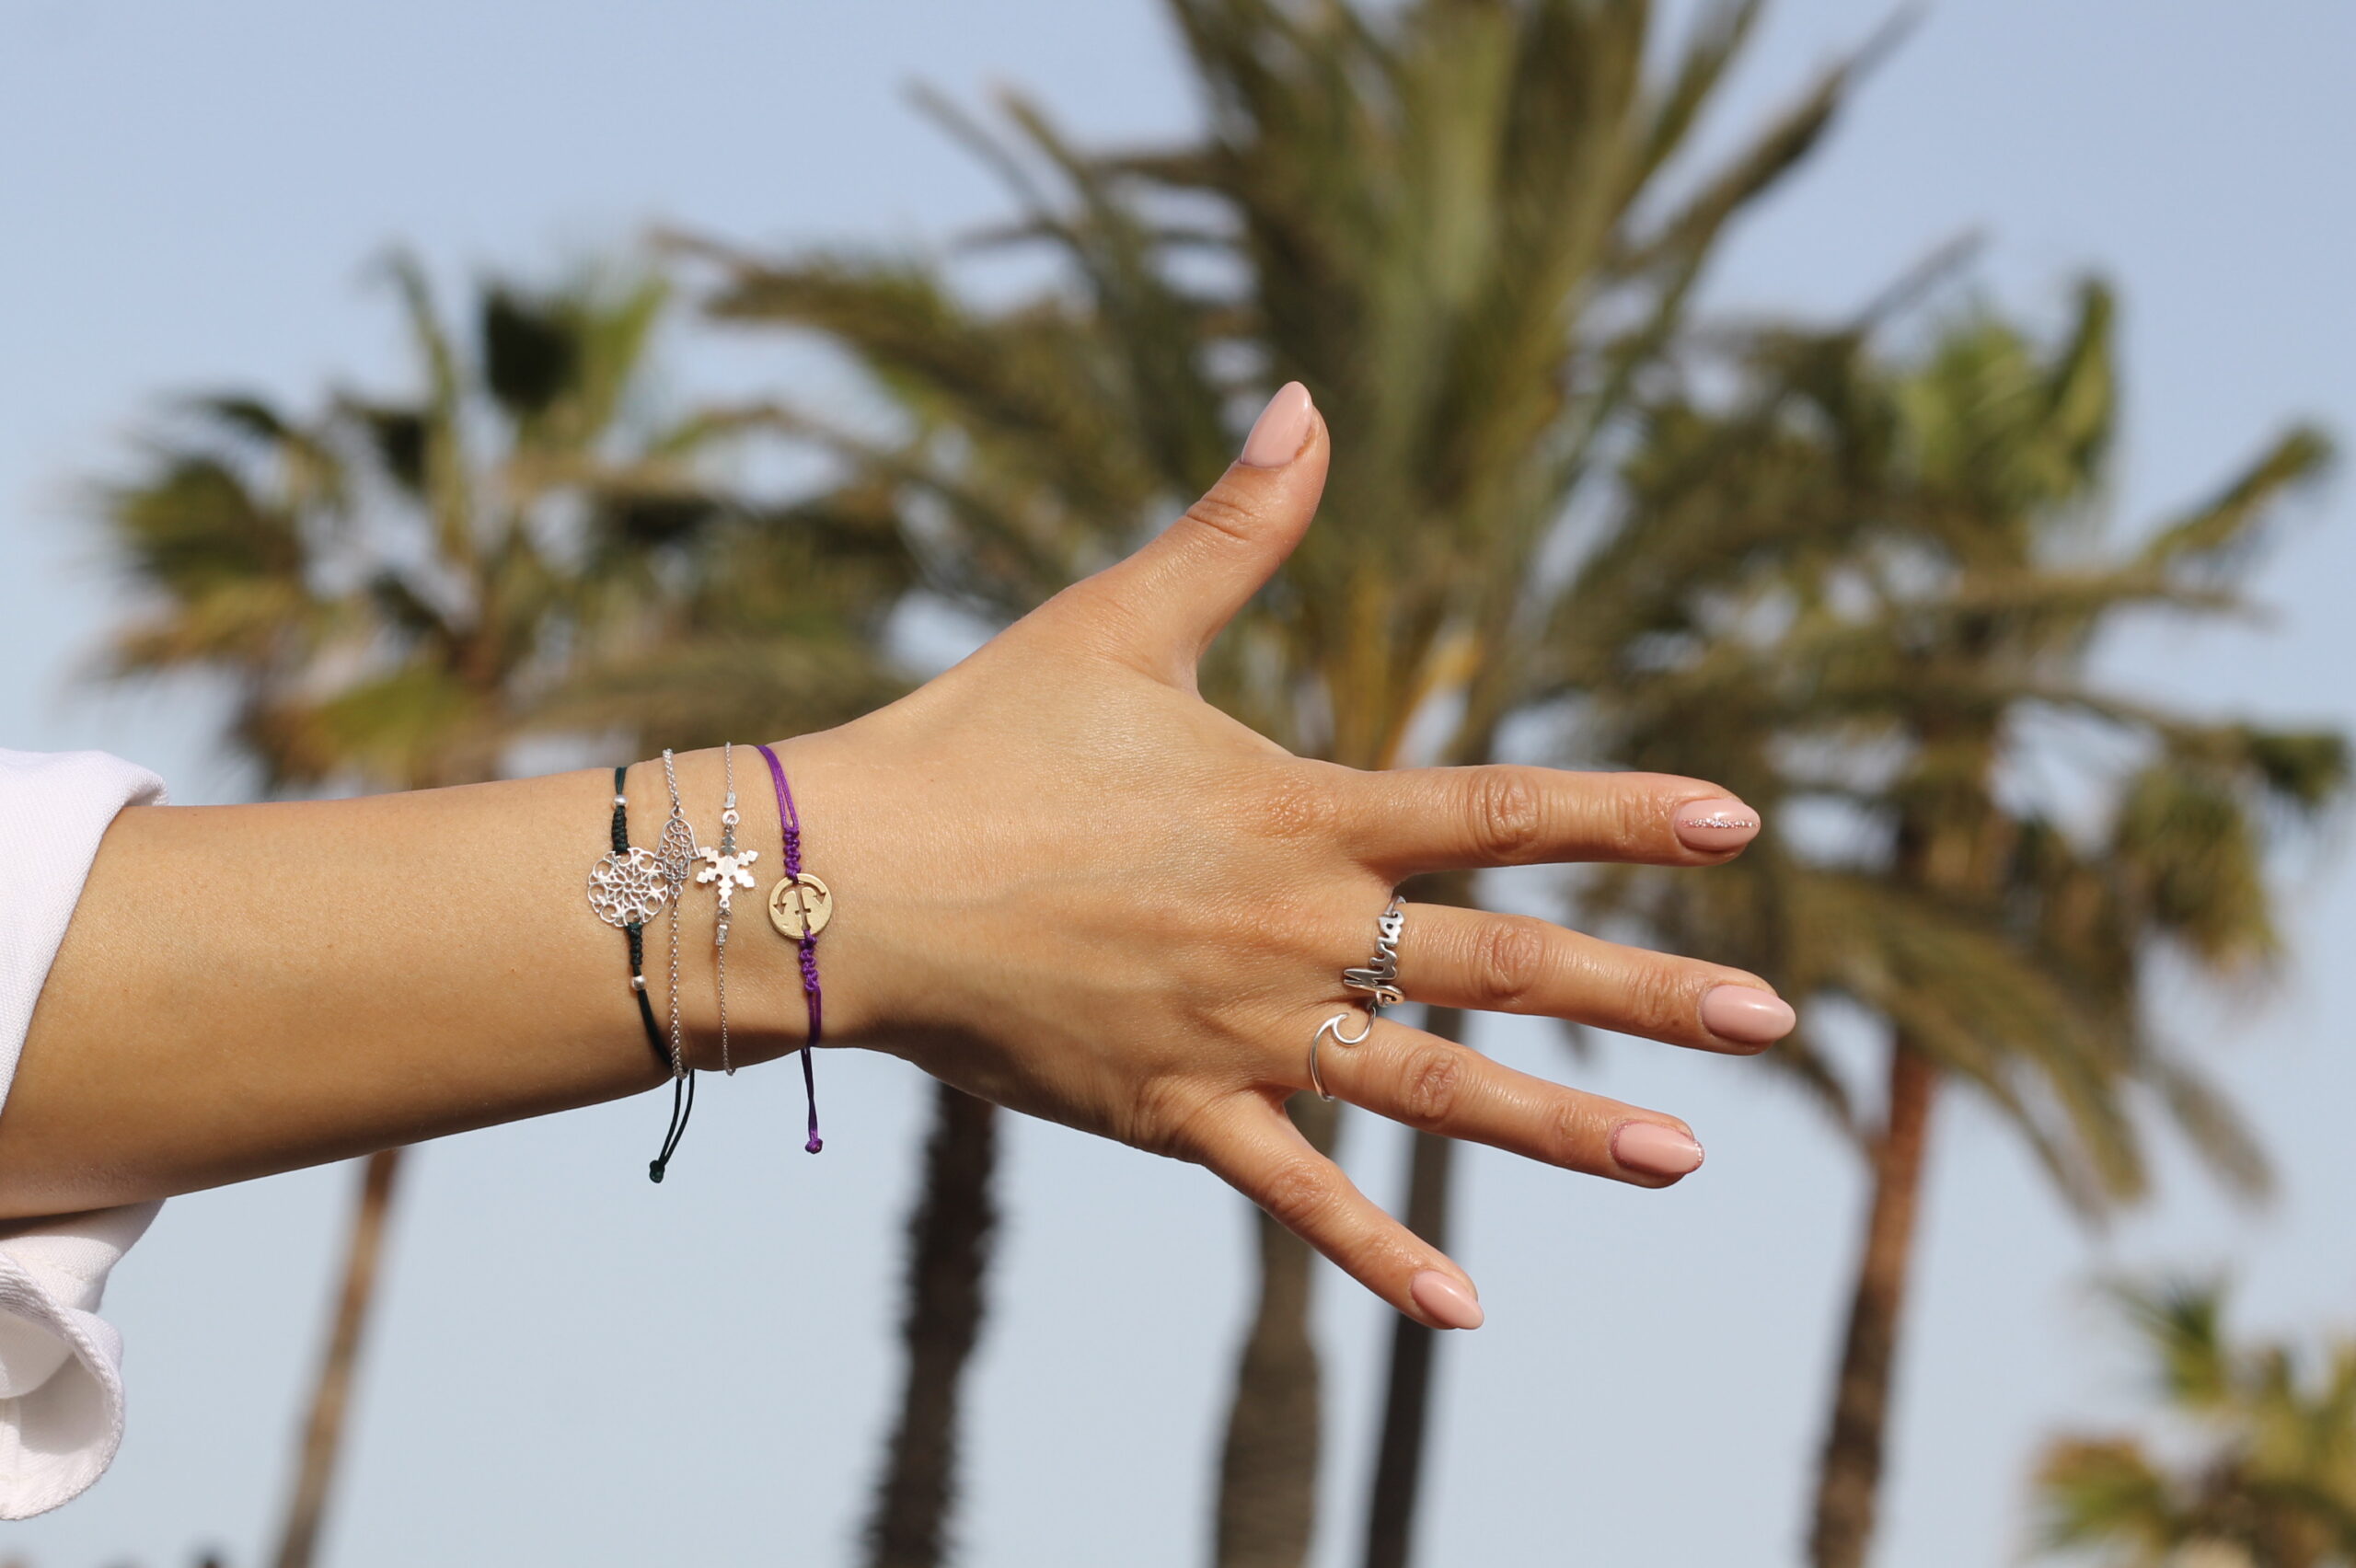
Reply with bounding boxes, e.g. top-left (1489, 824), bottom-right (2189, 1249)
top-left (0, 1202), bottom-right (160, 1517)
top-left (0, 747), bottom-right (172, 1516)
